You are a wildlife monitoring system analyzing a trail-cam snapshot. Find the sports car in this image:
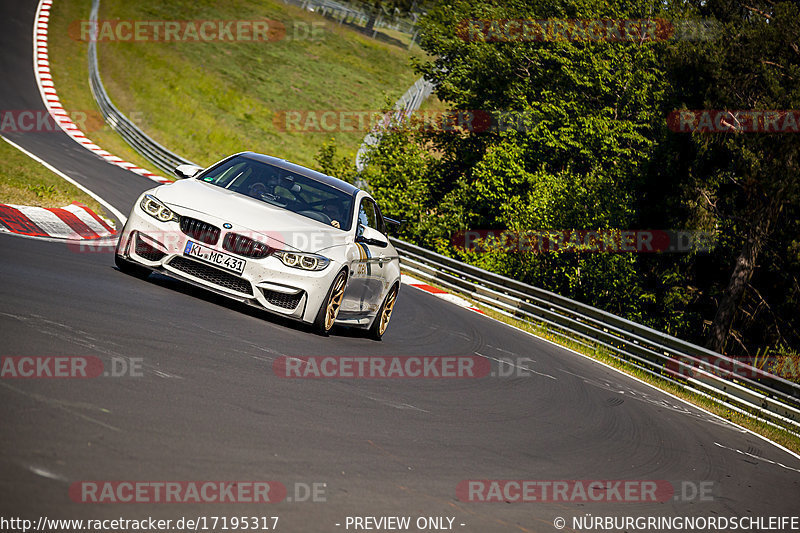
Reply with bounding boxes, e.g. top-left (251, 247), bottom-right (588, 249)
top-left (115, 152), bottom-right (401, 339)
